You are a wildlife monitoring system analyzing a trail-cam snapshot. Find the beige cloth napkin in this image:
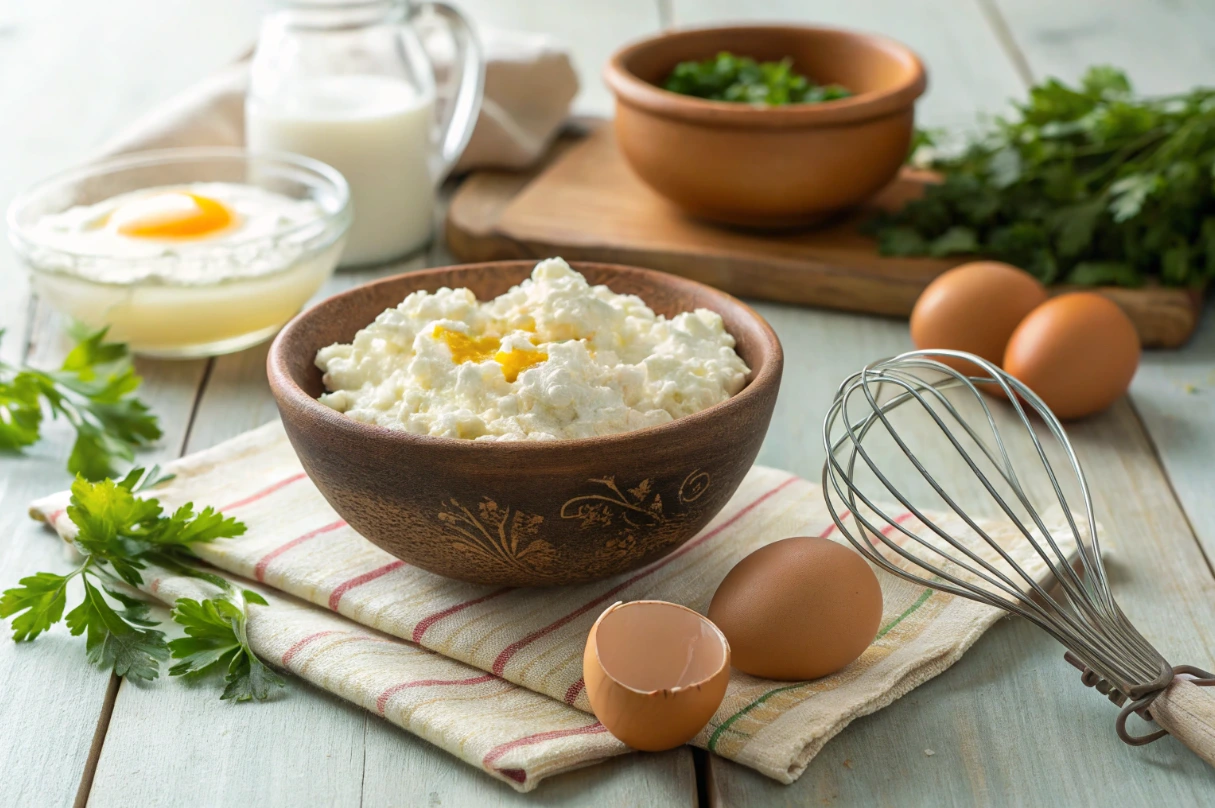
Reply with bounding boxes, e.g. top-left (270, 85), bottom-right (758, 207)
top-left (99, 28), bottom-right (579, 173)
top-left (31, 421), bottom-right (1076, 792)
